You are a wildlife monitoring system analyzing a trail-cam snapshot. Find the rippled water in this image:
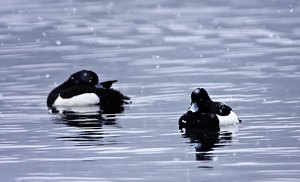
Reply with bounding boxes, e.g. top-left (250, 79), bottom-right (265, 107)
top-left (0, 0), bottom-right (300, 181)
